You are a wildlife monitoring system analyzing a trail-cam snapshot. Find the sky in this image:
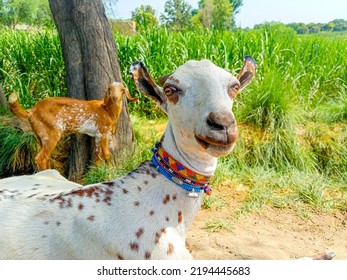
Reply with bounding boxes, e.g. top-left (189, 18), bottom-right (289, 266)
top-left (114, 0), bottom-right (347, 28)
